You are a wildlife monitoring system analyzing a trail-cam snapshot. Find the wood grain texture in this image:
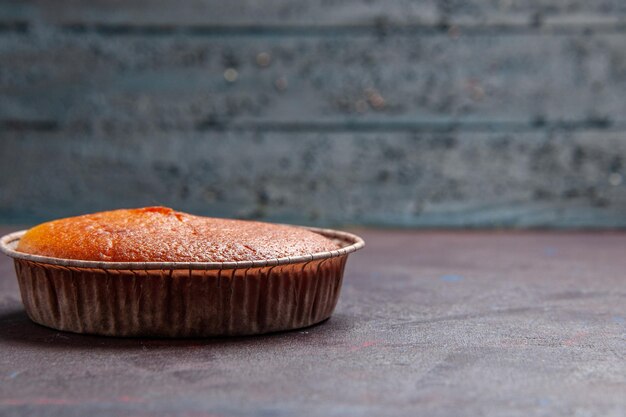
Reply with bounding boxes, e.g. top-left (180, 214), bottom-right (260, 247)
top-left (2, 30), bottom-right (626, 127)
top-left (0, 228), bottom-right (624, 416)
top-left (2, 130), bottom-right (626, 227)
top-left (3, 0), bottom-right (626, 27)
top-left (2, 1), bottom-right (626, 226)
